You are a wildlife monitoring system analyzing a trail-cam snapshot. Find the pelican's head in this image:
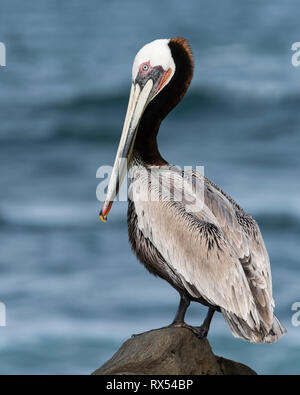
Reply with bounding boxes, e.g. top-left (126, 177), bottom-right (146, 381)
top-left (100, 38), bottom-right (193, 222)
top-left (131, 39), bottom-right (176, 101)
